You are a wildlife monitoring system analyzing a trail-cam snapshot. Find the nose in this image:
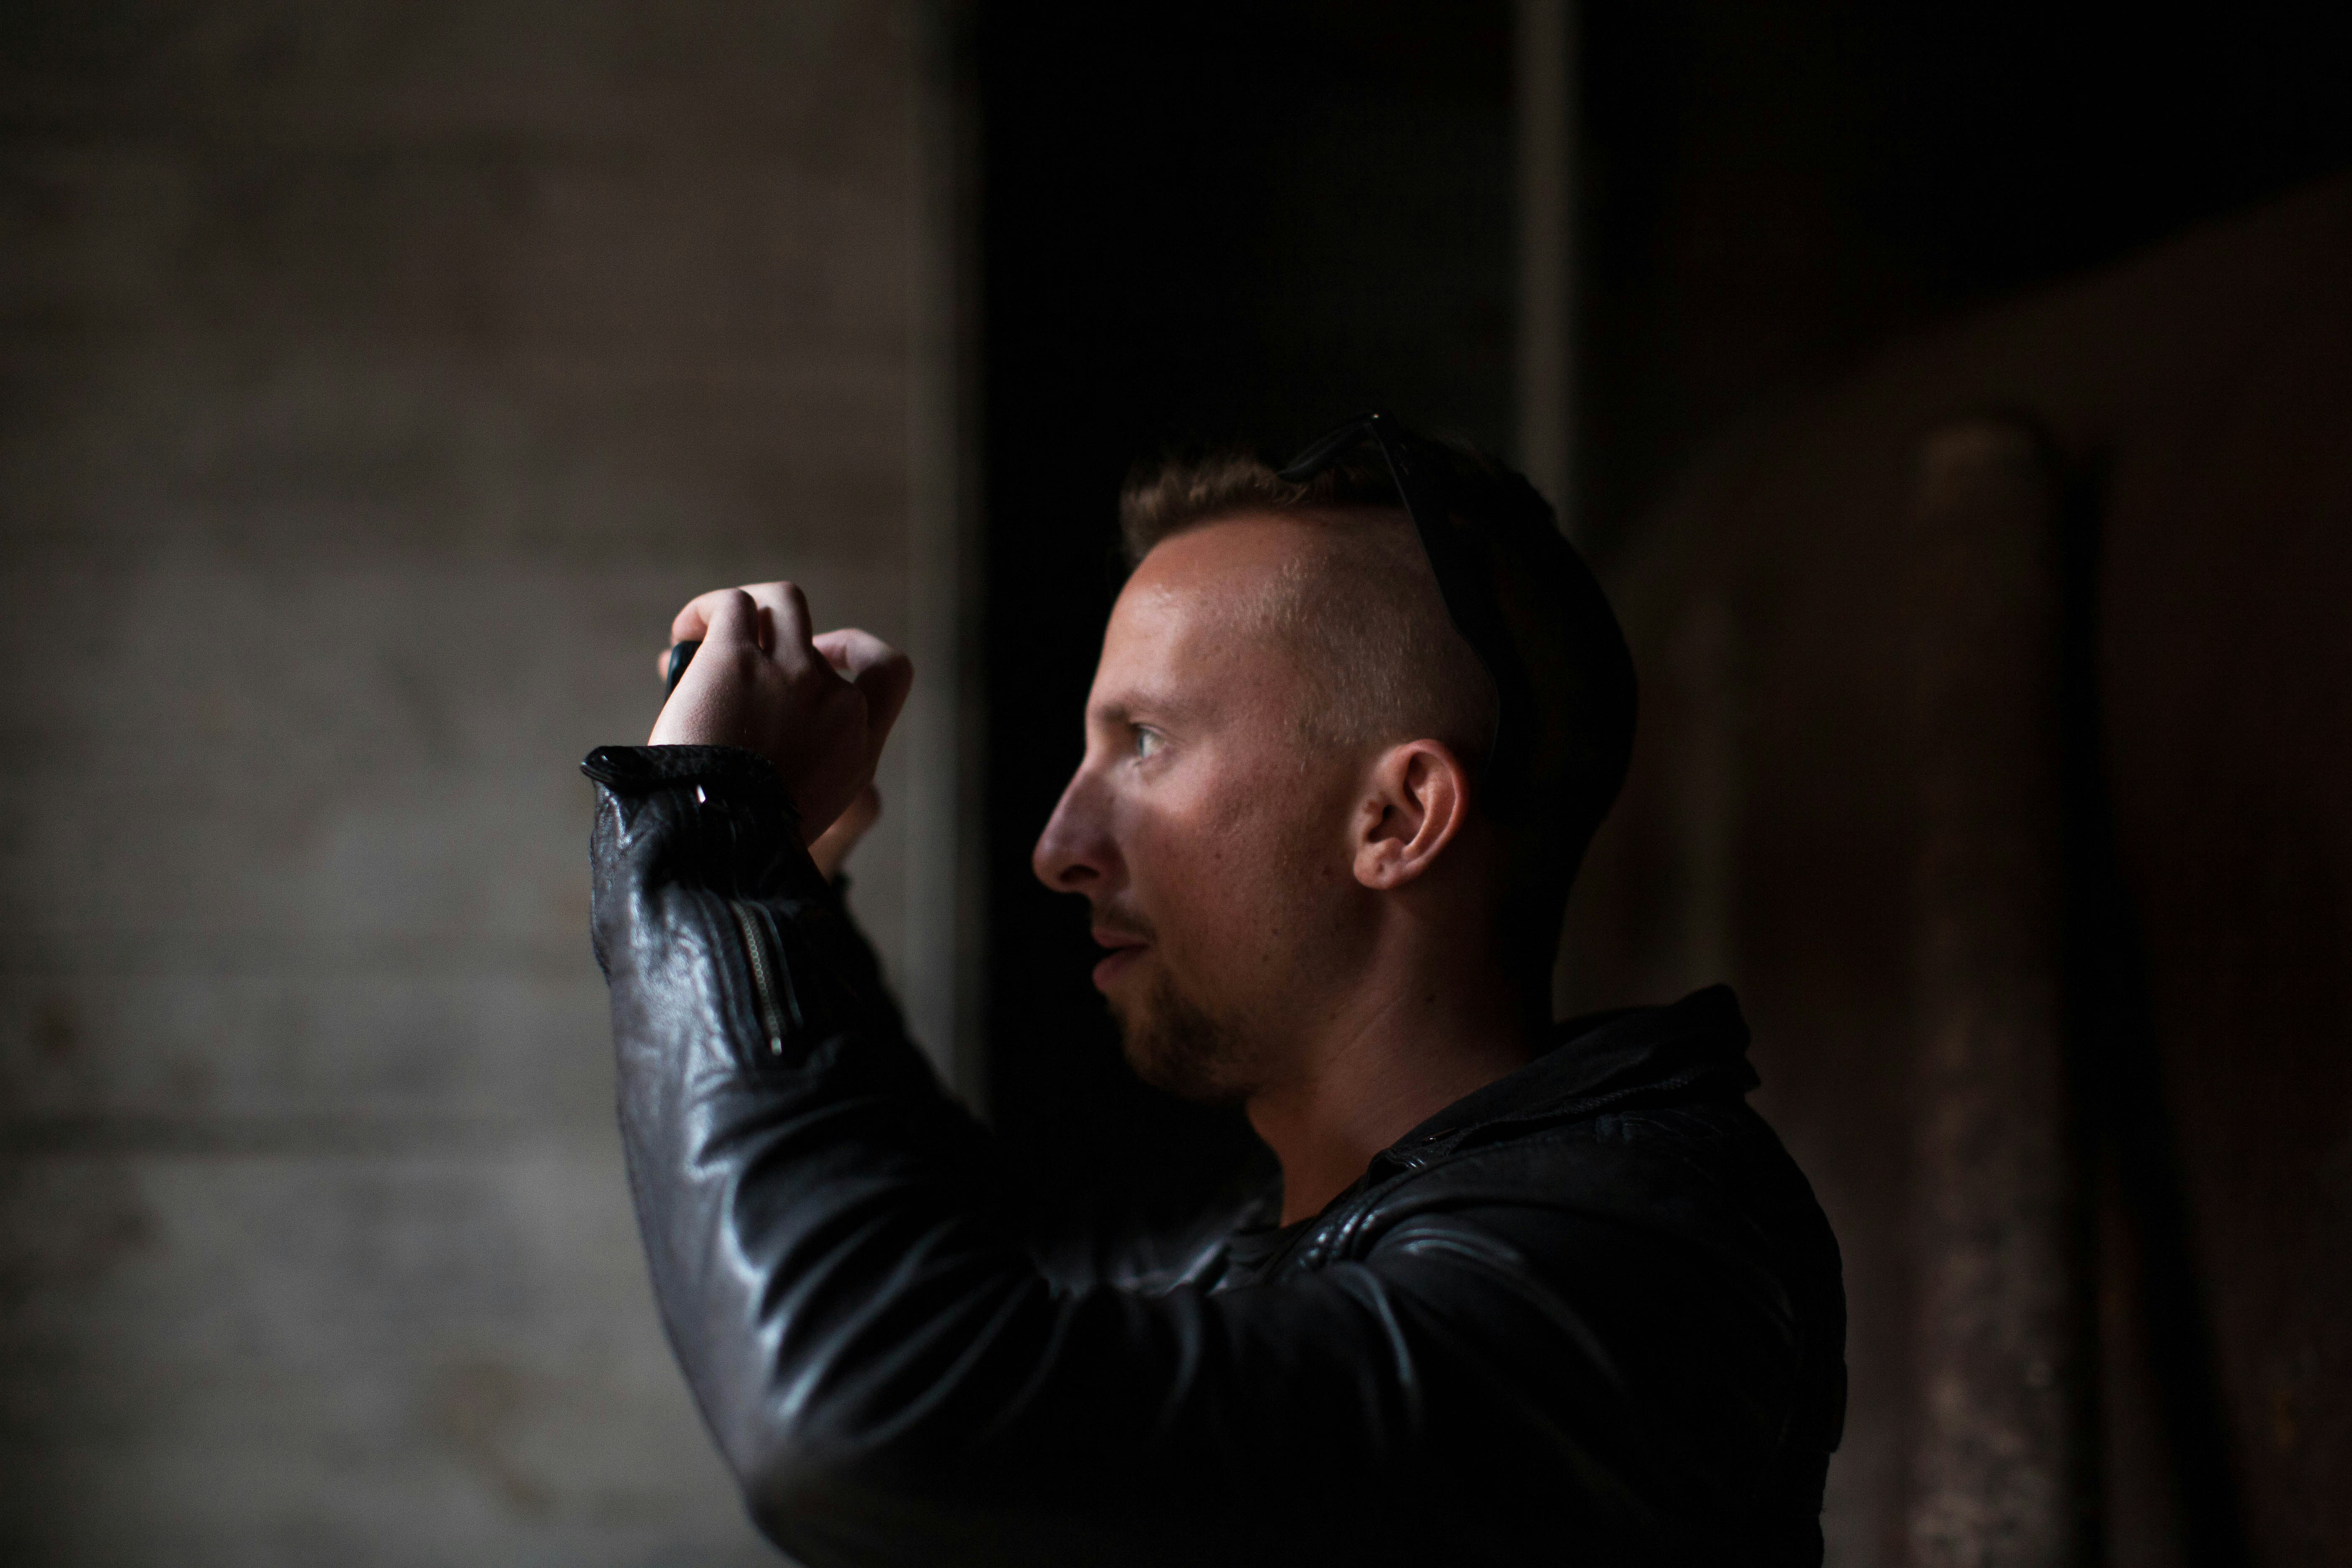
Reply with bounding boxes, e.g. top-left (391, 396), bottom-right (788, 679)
top-left (1032, 761), bottom-right (1117, 895)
